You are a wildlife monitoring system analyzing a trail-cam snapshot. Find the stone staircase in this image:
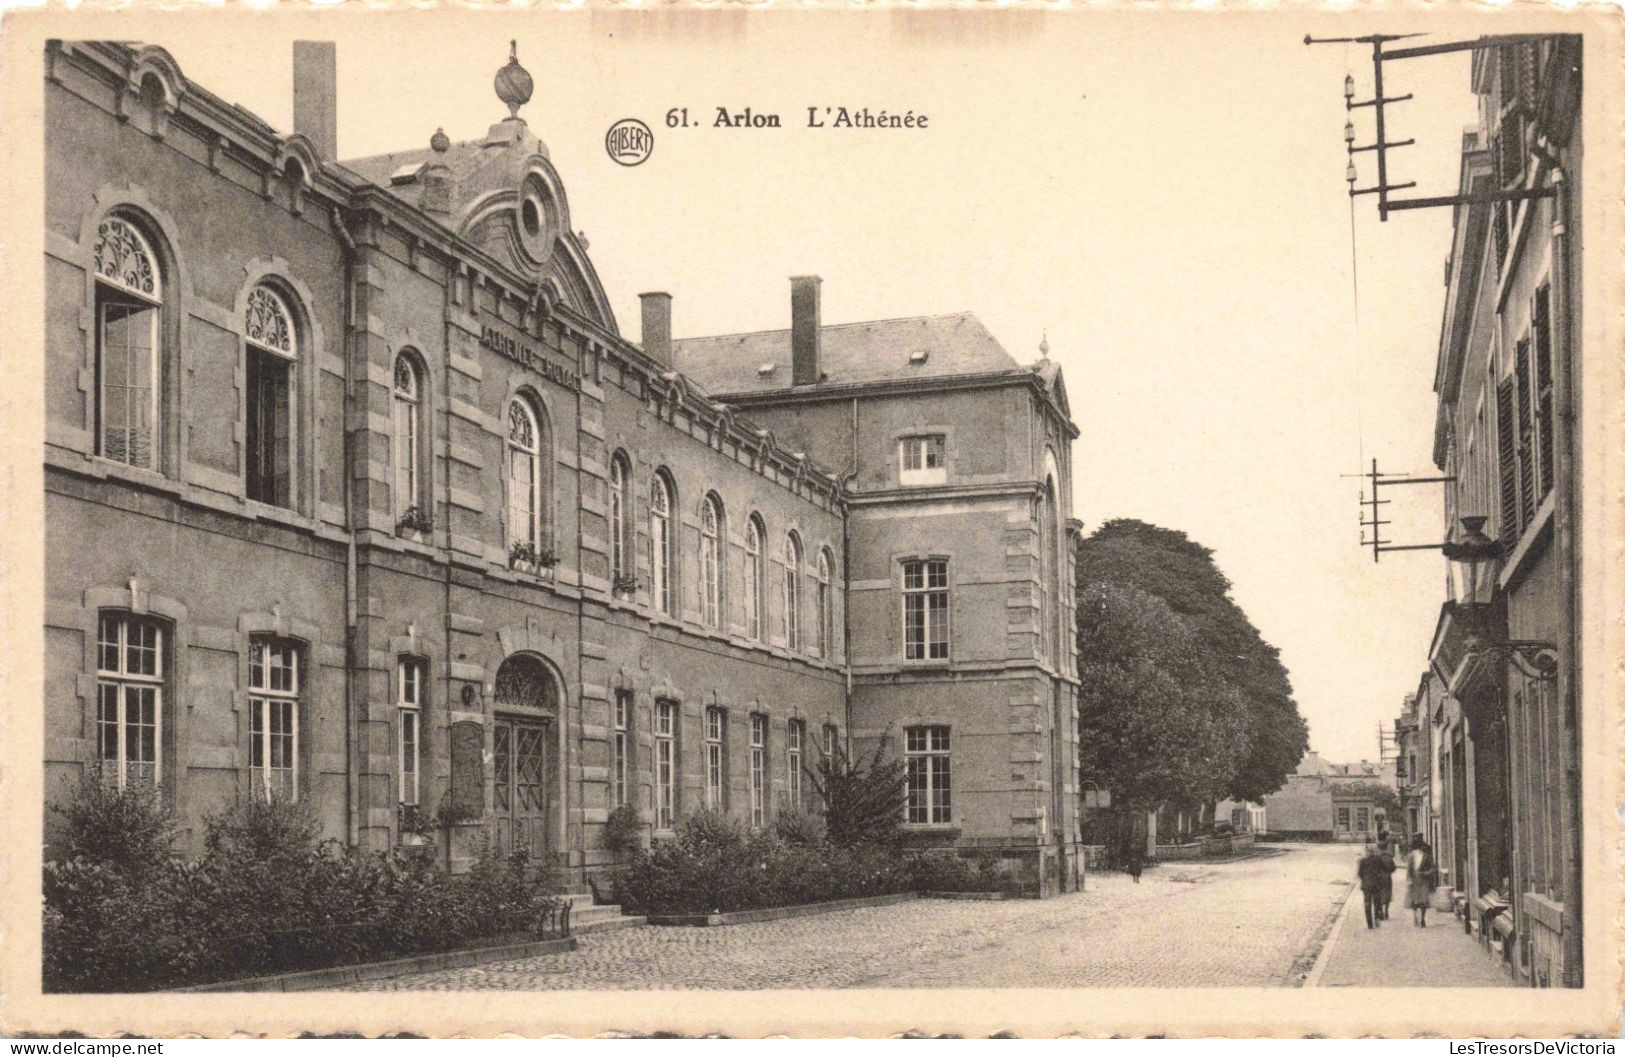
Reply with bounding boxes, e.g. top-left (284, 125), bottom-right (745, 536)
top-left (558, 888), bottom-right (646, 935)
